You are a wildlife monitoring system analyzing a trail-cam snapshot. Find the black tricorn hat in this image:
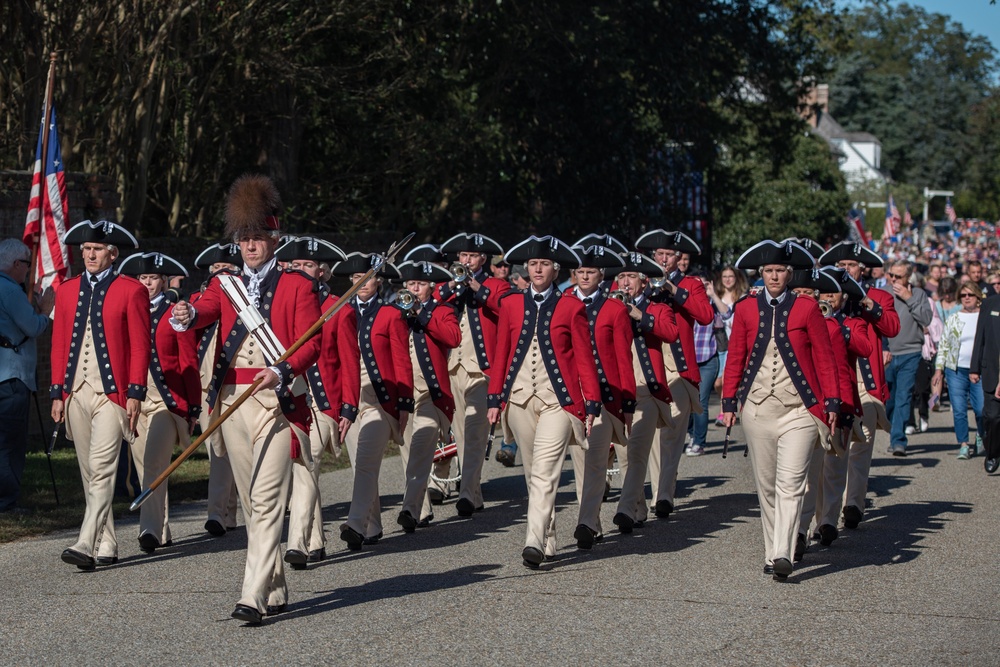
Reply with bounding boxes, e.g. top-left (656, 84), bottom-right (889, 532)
top-left (505, 235), bottom-right (582, 268)
top-left (118, 252), bottom-right (188, 277)
top-left (574, 233), bottom-right (629, 255)
top-left (397, 260), bottom-right (453, 283)
top-left (605, 251), bottom-right (665, 279)
top-left (788, 268), bottom-right (840, 294)
top-left (735, 240), bottom-right (815, 270)
top-left (440, 232), bottom-right (504, 255)
top-left (571, 245), bottom-right (627, 270)
top-left (194, 242), bottom-right (243, 269)
top-left (331, 251), bottom-right (400, 279)
top-left (821, 267), bottom-right (867, 300)
top-left (62, 220), bottom-right (139, 248)
top-left (634, 229), bottom-right (701, 255)
top-left (403, 243), bottom-right (446, 263)
top-left (782, 237), bottom-right (824, 262)
top-left (818, 240), bottom-right (884, 268)
top-left (275, 237), bottom-right (348, 264)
